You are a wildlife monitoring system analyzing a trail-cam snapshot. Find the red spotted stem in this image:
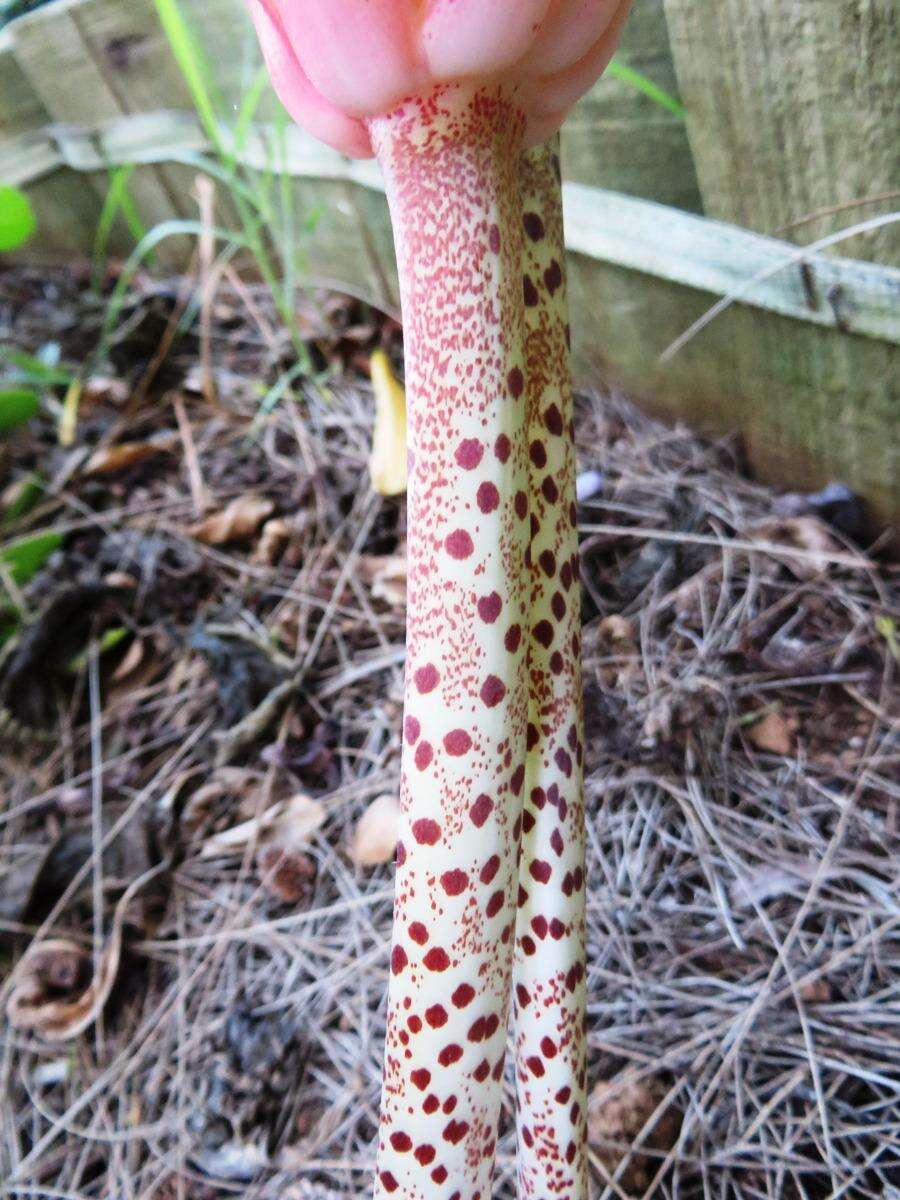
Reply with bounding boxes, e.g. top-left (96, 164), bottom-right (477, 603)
top-left (514, 139), bottom-right (587, 1200)
top-left (368, 85), bottom-right (532, 1199)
